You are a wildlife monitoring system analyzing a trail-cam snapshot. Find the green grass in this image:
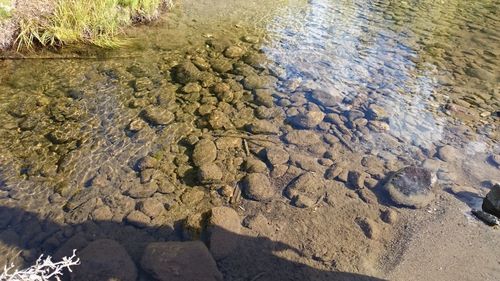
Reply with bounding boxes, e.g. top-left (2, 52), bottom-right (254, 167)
top-left (0, 0), bottom-right (13, 20)
top-left (15, 0), bottom-right (172, 50)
